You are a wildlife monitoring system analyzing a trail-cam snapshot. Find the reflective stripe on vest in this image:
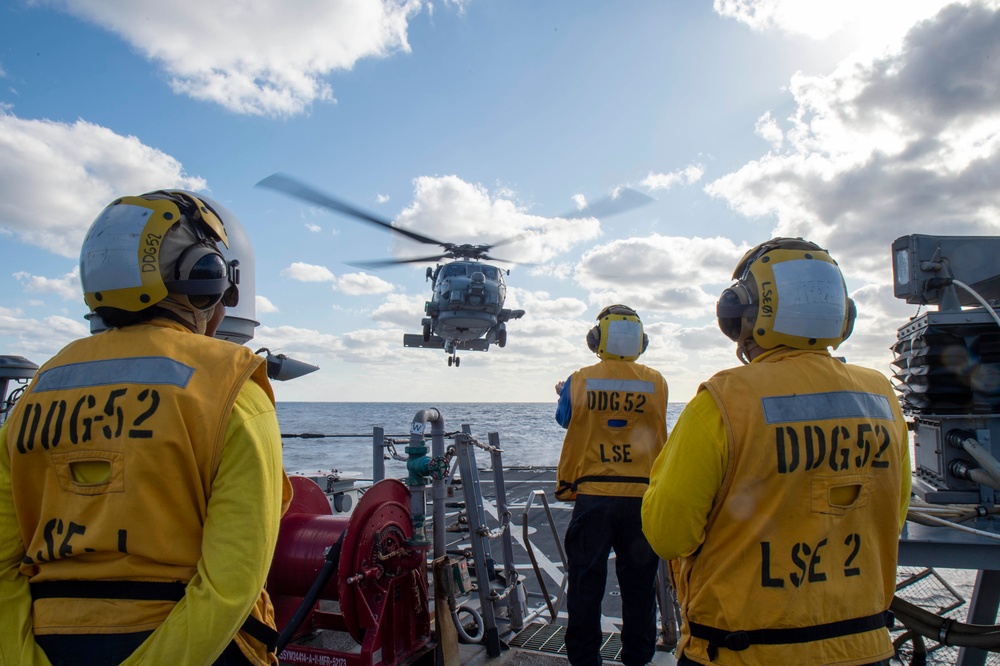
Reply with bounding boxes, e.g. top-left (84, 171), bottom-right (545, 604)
top-left (761, 391), bottom-right (895, 423)
top-left (32, 357), bottom-right (195, 392)
top-left (584, 378), bottom-right (656, 394)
